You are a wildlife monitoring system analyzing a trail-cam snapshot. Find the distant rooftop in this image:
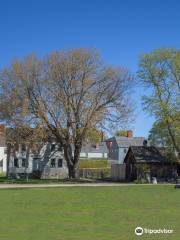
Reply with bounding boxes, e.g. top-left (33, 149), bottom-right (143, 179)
top-left (81, 142), bottom-right (108, 154)
top-left (116, 136), bottom-right (145, 148)
top-left (106, 136), bottom-right (145, 148)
